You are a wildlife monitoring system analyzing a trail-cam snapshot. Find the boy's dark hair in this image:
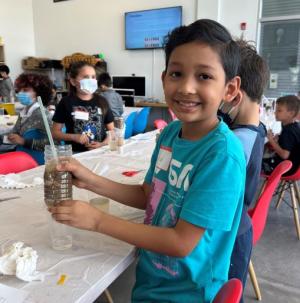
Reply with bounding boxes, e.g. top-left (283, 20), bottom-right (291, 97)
top-left (0, 65), bottom-right (10, 74)
top-left (276, 95), bottom-right (300, 117)
top-left (98, 72), bottom-right (112, 87)
top-left (15, 73), bottom-right (53, 106)
top-left (236, 40), bottom-right (269, 103)
top-left (68, 61), bottom-right (109, 116)
top-left (164, 19), bottom-right (240, 82)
